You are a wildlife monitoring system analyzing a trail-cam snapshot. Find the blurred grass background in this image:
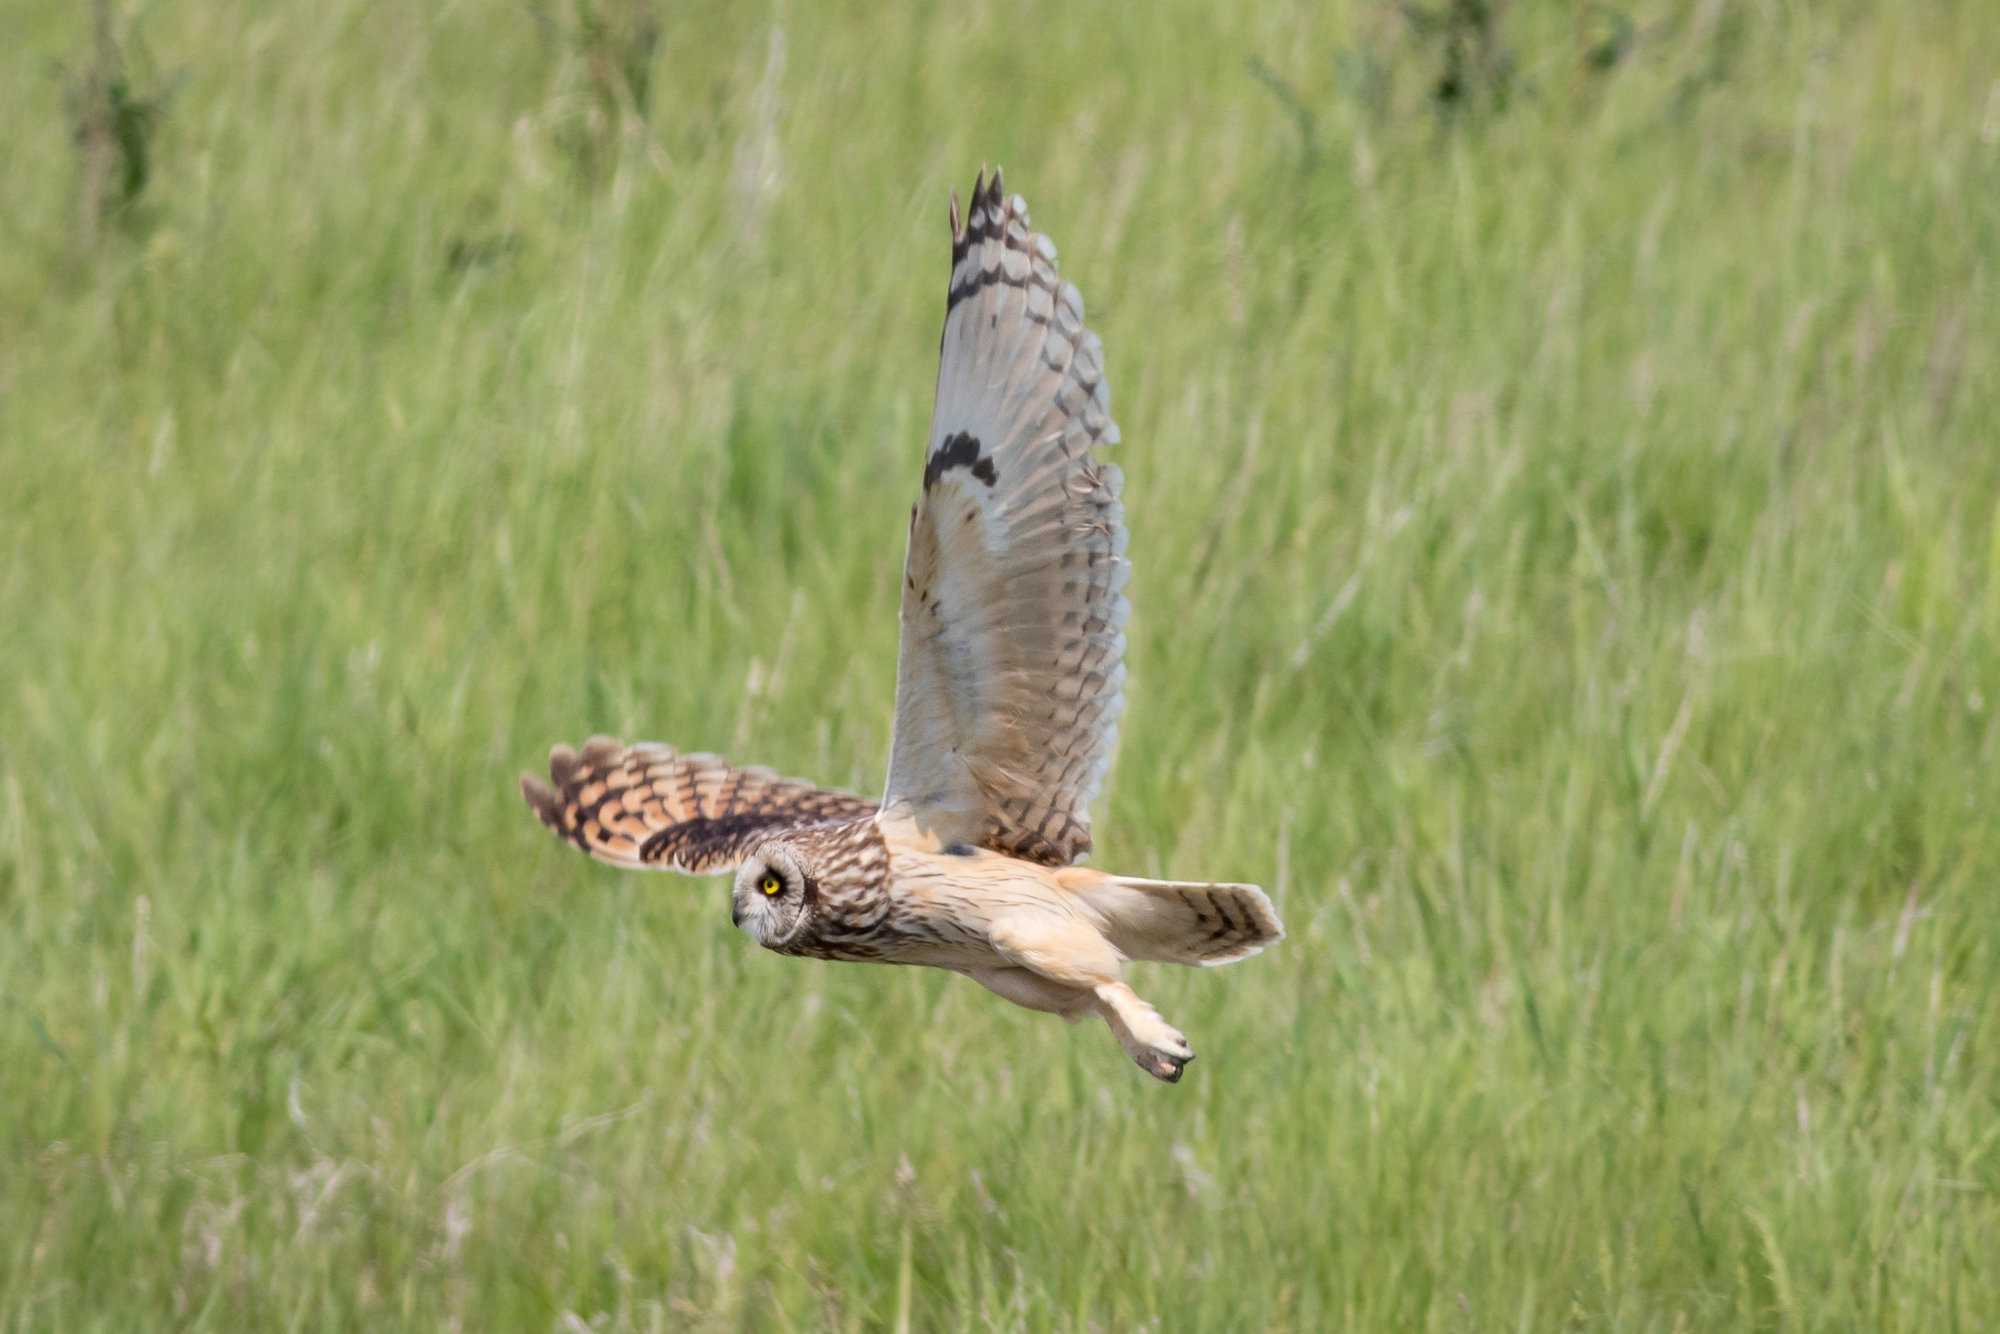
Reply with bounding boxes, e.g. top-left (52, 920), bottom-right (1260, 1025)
top-left (4, 0), bottom-right (1999, 1327)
